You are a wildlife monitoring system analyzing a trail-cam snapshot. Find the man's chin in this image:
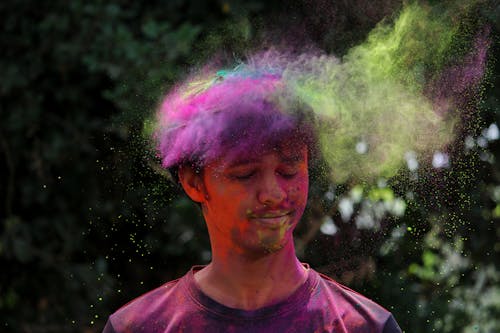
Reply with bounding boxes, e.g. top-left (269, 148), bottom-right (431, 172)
top-left (231, 225), bottom-right (294, 258)
top-left (257, 231), bottom-right (292, 254)
top-left (234, 237), bottom-right (289, 259)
